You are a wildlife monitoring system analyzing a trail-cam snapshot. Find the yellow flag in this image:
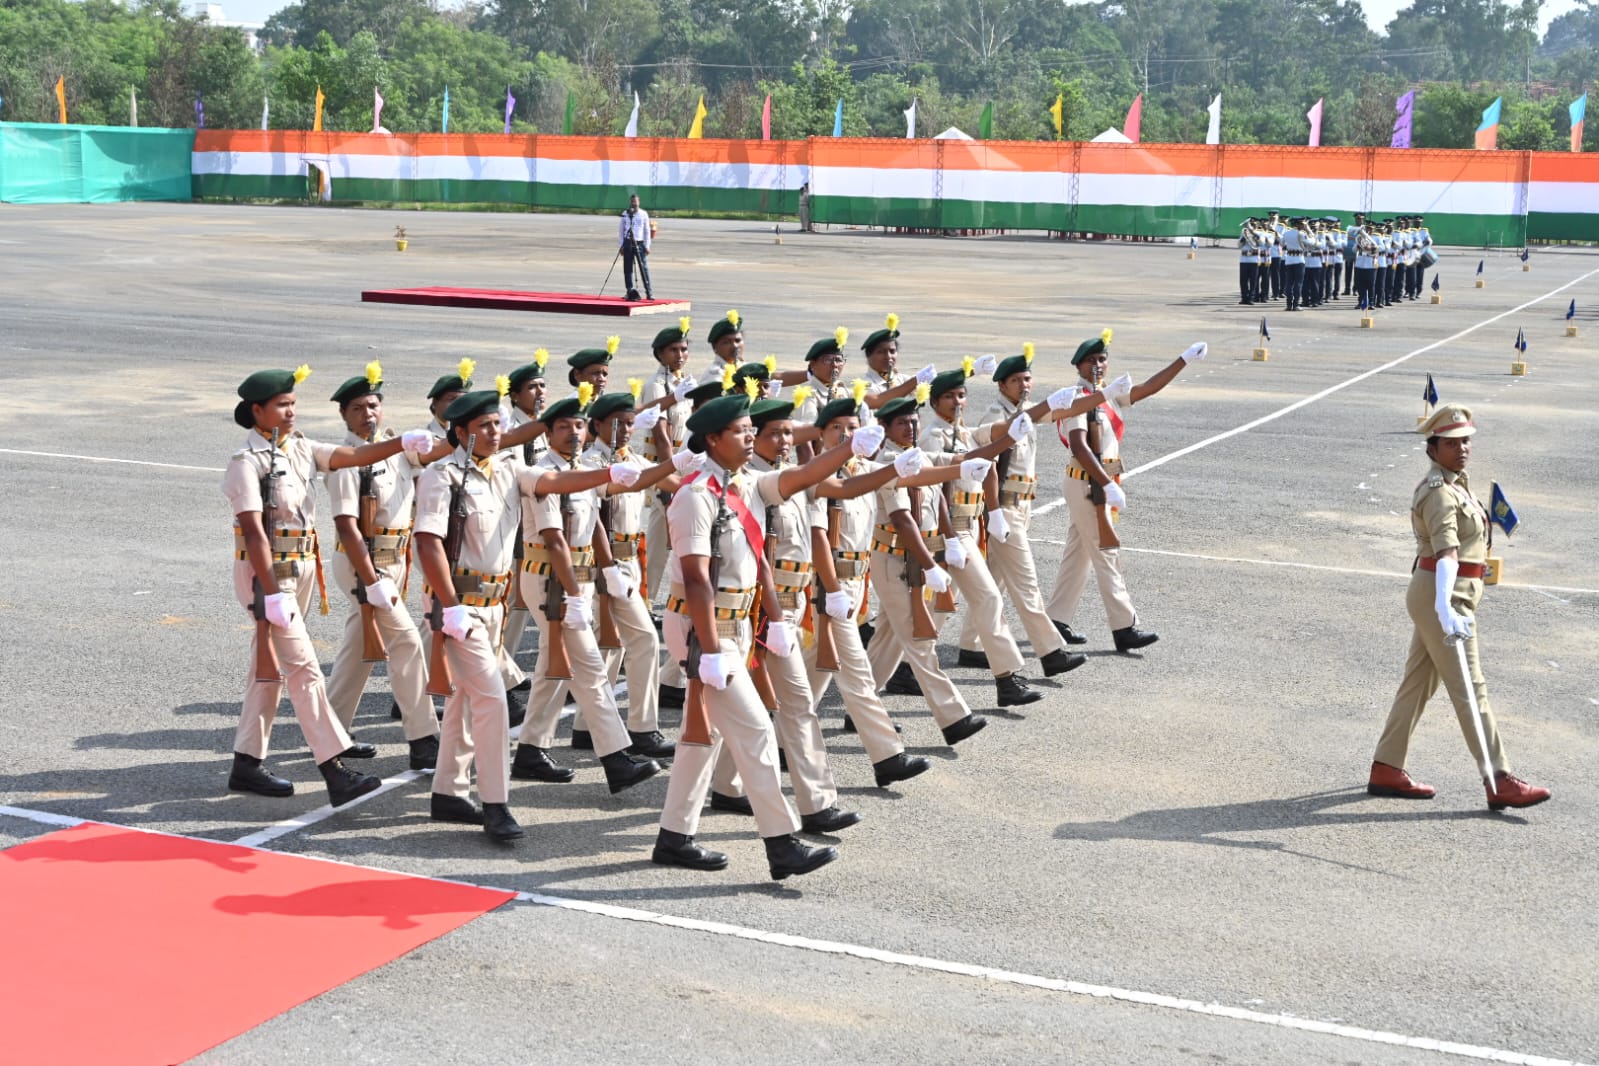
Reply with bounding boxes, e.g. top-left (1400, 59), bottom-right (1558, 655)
top-left (55, 77), bottom-right (67, 124)
top-left (1049, 94), bottom-right (1063, 140)
top-left (687, 94), bottom-right (707, 139)
top-left (313, 85), bottom-right (325, 132)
